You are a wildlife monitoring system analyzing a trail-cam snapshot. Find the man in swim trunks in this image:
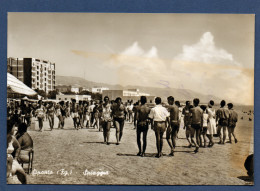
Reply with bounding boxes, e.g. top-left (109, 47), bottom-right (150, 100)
top-left (112, 97), bottom-right (127, 145)
top-left (190, 98), bottom-right (203, 153)
top-left (216, 100), bottom-right (230, 144)
top-left (227, 103), bottom-right (238, 144)
top-left (182, 101), bottom-right (193, 147)
top-left (166, 96), bottom-right (179, 156)
top-left (135, 96), bottom-right (151, 157)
